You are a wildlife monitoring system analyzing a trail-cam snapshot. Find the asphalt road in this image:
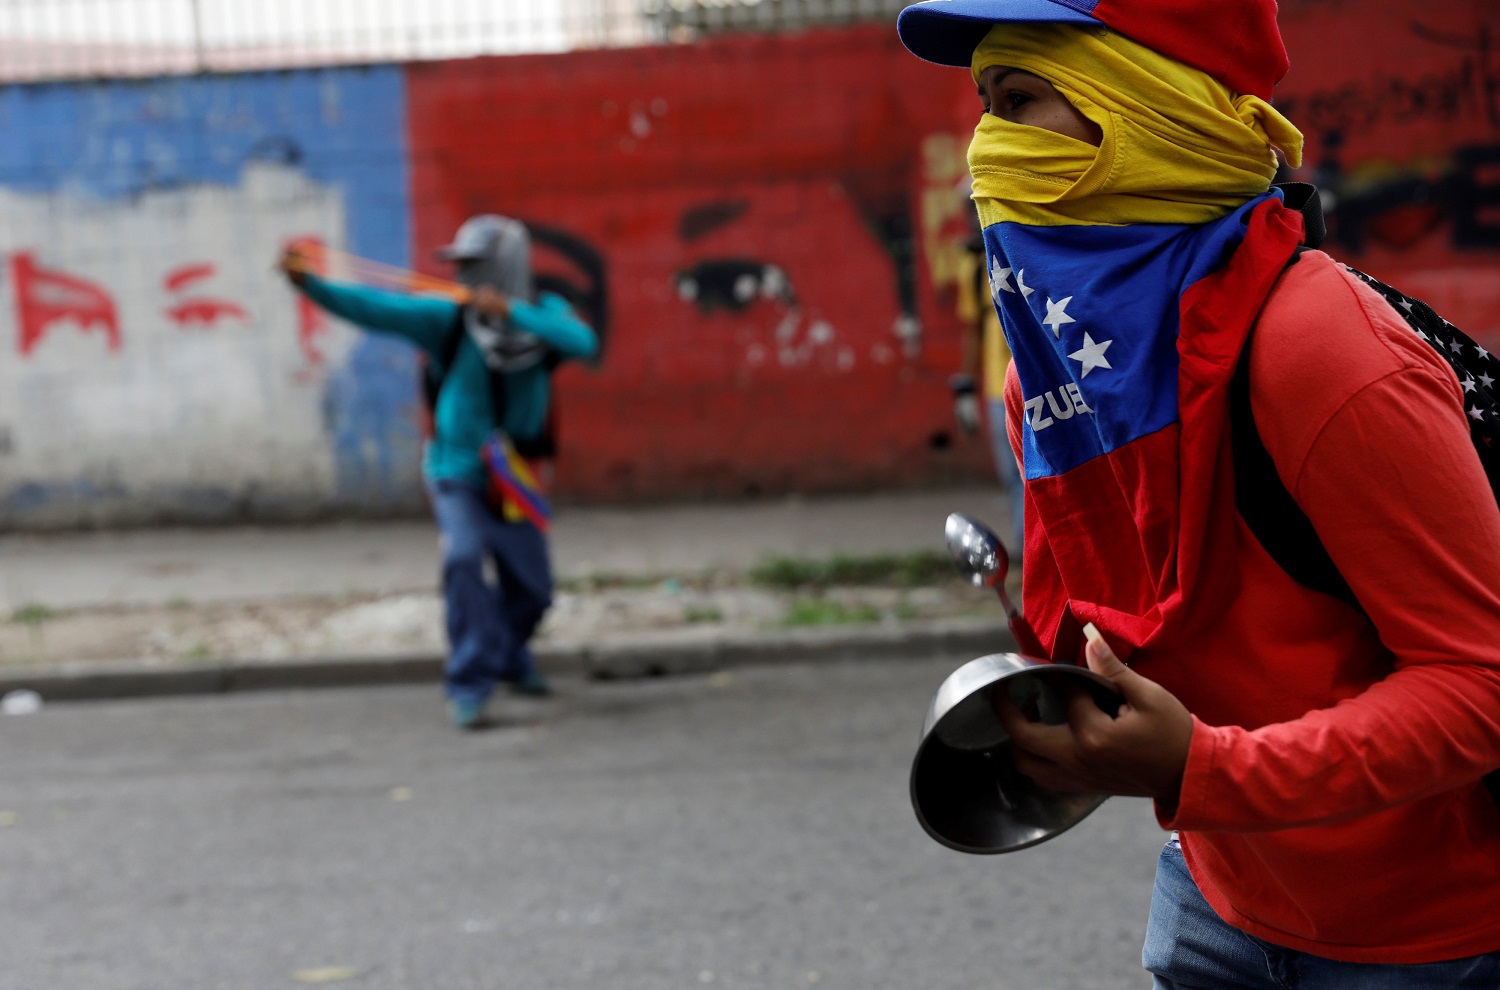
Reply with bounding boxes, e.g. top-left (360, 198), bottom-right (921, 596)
top-left (0, 656), bottom-right (1166, 989)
